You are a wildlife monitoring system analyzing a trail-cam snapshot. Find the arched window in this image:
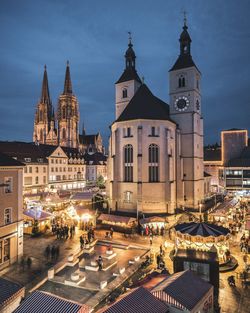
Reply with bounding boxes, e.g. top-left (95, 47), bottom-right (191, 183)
top-left (62, 107), bottom-right (66, 119)
top-left (39, 110), bottom-right (43, 122)
top-left (182, 77), bottom-right (185, 87)
top-left (124, 144), bottom-right (133, 182)
top-left (148, 144), bottom-right (159, 182)
top-left (62, 128), bottom-right (66, 140)
top-left (178, 75), bottom-right (185, 88)
top-left (122, 88), bottom-right (128, 98)
top-left (40, 129), bottom-right (43, 141)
